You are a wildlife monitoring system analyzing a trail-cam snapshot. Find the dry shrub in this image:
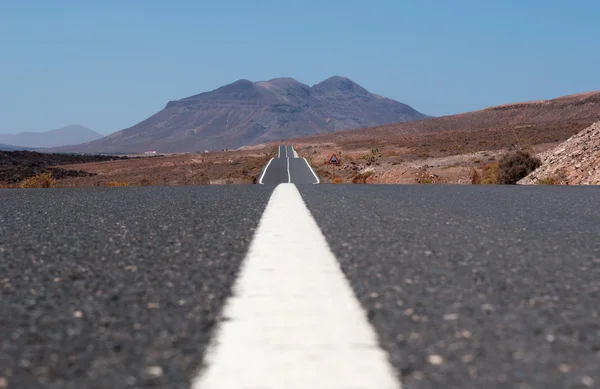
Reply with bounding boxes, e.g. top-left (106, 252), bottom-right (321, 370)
top-left (415, 167), bottom-right (438, 184)
top-left (108, 181), bottom-right (129, 187)
top-left (352, 171), bottom-right (373, 184)
top-left (140, 178), bottom-right (152, 186)
top-left (481, 162), bottom-right (499, 184)
top-left (331, 177), bottom-right (344, 184)
top-left (536, 177), bottom-right (558, 185)
top-left (471, 168), bottom-right (481, 184)
top-left (471, 162), bottom-right (500, 184)
top-left (497, 151), bottom-right (541, 184)
top-left (20, 173), bottom-right (56, 188)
